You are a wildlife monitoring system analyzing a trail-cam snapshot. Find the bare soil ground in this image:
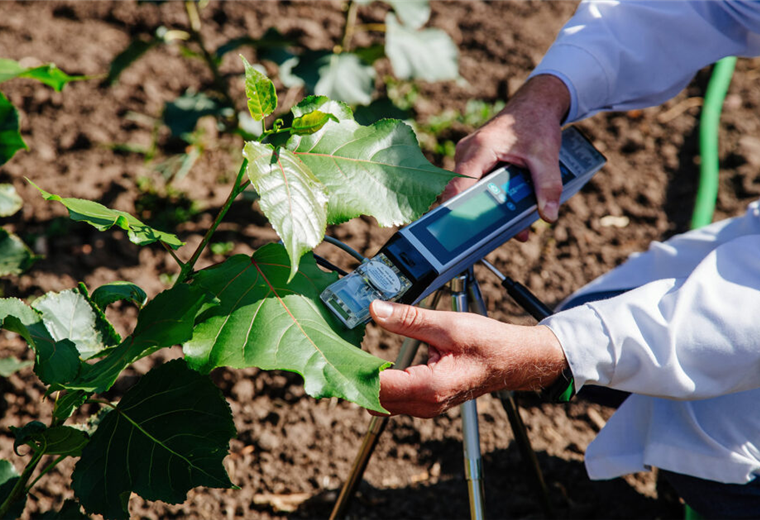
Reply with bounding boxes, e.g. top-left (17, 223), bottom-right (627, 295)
top-left (1, 1), bottom-right (759, 519)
